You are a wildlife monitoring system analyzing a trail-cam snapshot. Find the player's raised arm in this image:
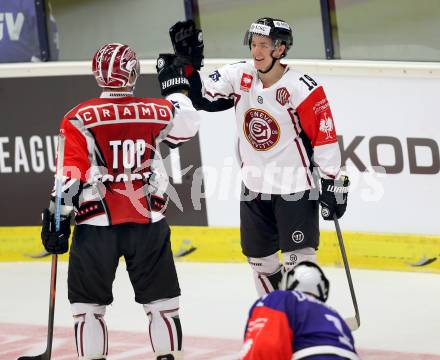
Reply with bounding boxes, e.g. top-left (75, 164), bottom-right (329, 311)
top-left (168, 19), bottom-right (235, 112)
top-left (156, 53), bottom-right (201, 148)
